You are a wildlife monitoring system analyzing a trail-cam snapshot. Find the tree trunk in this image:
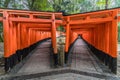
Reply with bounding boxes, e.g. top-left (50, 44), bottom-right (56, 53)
top-left (105, 0), bottom-right (108, 9)
top-left (4, 0), bottom-right (11, 8)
